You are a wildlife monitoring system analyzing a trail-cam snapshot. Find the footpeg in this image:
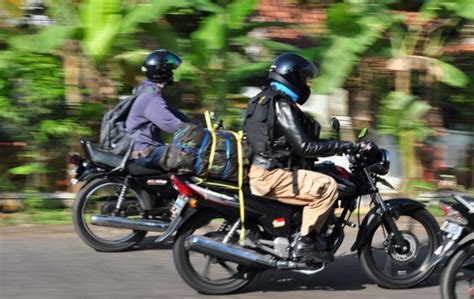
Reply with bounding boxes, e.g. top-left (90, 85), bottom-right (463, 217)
top-left (343, 220), bottom-right (357, 228)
